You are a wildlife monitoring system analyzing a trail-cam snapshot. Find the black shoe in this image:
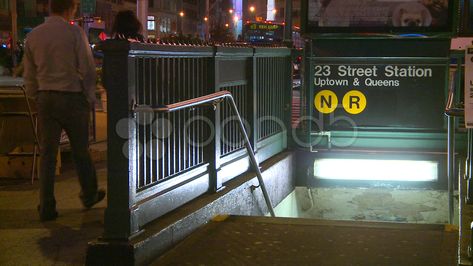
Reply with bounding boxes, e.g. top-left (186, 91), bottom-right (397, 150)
top-left (83, 189), bottom-right (106, 209)
top-left (37, 205), bottom-right (58, 222)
